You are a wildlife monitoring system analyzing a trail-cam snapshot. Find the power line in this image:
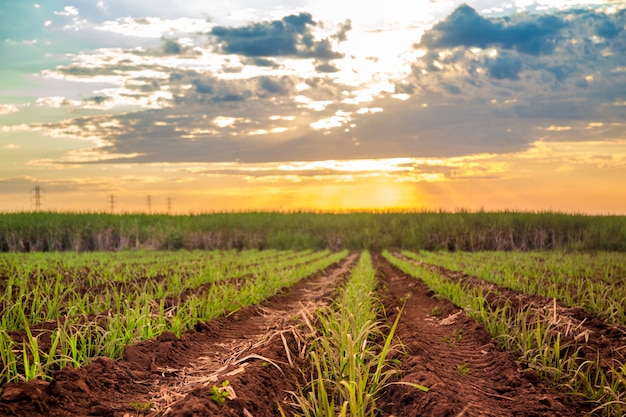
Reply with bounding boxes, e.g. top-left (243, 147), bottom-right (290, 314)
top-left (167, 197), bottom-right (172, 213)
top-left (109, 195), bottom-right (116, 213)
top-left (30, 185), bottom-right (44, 211)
